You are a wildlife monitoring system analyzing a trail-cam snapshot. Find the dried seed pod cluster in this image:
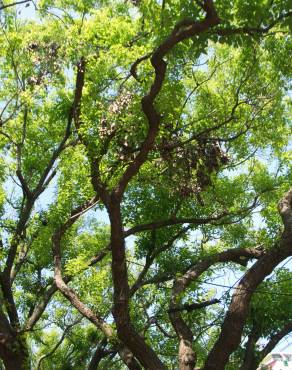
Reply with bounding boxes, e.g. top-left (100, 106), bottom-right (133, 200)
top-left (159, 138), bottom-right (229, 197)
